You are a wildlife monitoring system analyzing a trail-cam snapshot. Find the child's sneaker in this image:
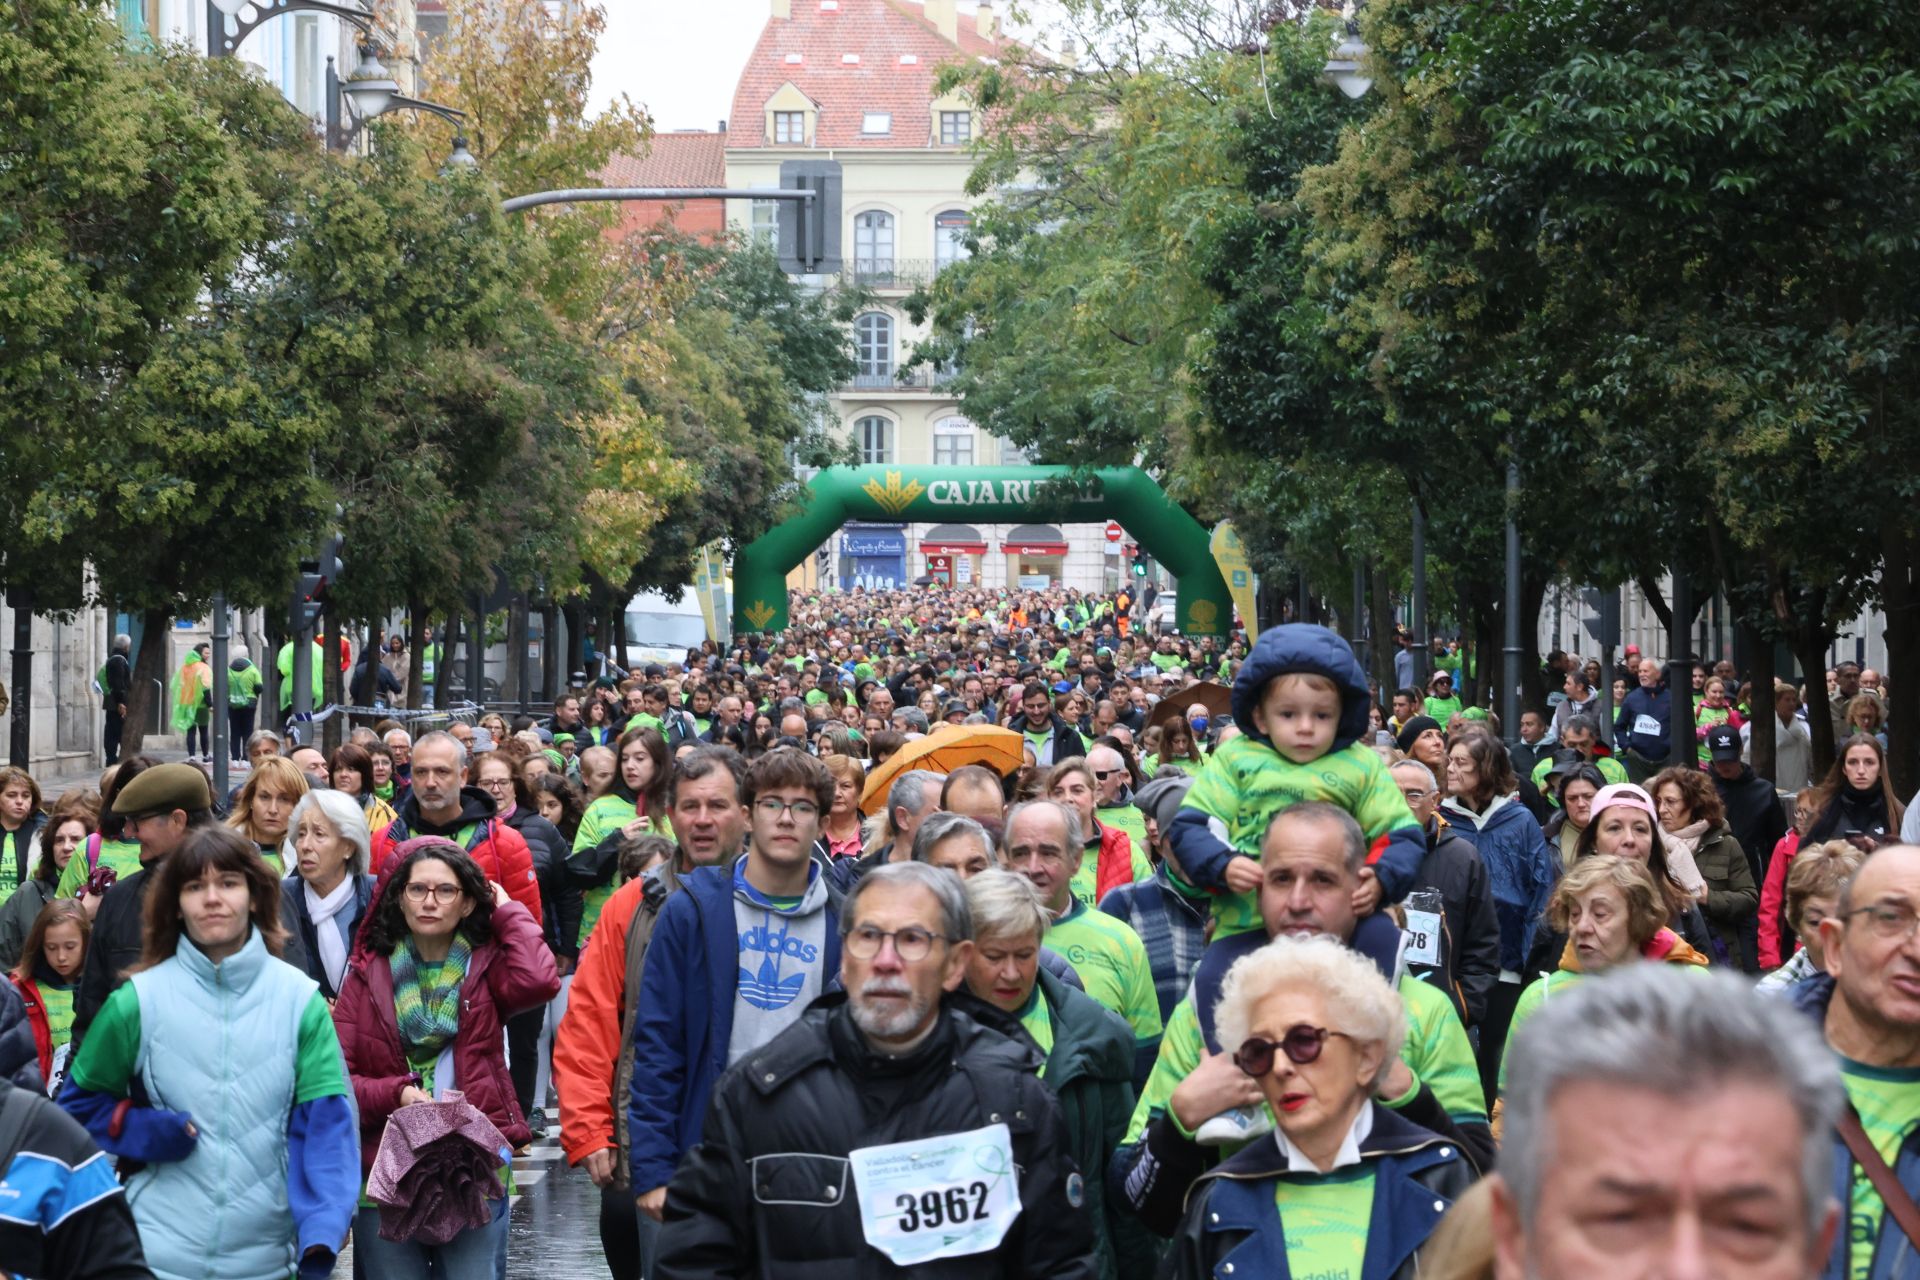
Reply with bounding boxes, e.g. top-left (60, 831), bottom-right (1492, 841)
top-left (1193, 1104), bottom-right (1273, 1147)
